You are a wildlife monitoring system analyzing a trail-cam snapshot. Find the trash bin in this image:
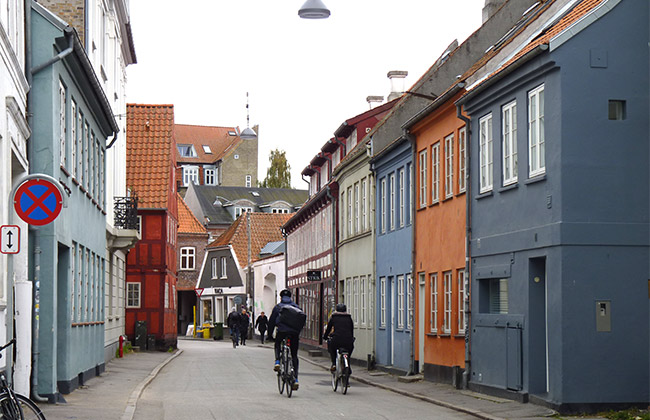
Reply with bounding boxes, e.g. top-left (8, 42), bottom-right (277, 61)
top-left (213, 322), bottom-right (223, 340)
top-left (202, 323), bottom-right (211, 339)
